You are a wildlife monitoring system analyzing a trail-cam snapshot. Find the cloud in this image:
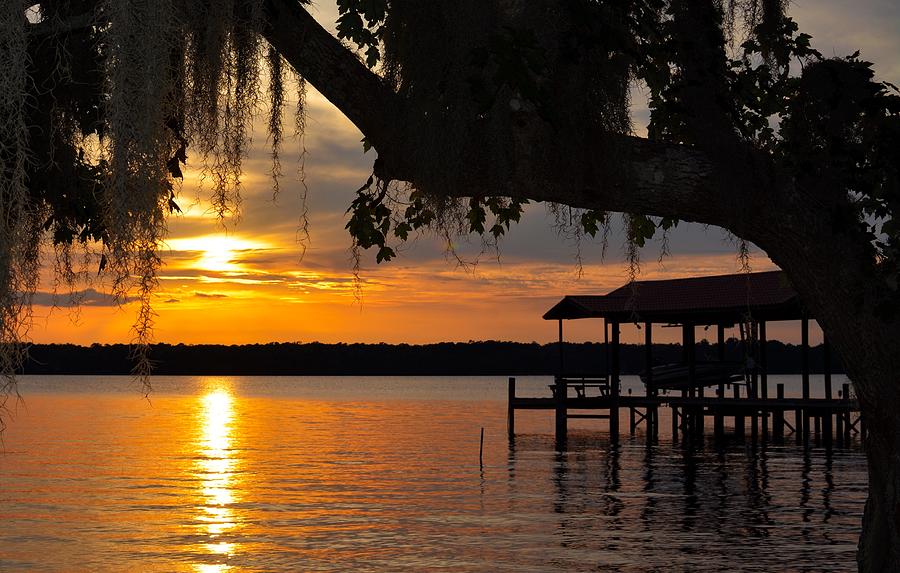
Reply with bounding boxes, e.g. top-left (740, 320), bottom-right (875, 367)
top-left (32, 288), bottom-right (125, 308)
top-left (194, 291), bottom-right (229, 298)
